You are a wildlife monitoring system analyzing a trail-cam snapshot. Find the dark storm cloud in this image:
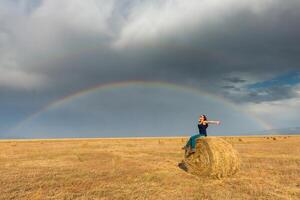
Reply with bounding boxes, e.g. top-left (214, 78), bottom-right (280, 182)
top-left (1, 0), bottom-right (300, 95)
top-left (229, 85), bottom-right (299, 103)
top-left (1, 0), bottom-right (300, 135)
top-left (222, 85), bottom-right (236, 89)
top-left (224, 77), bottom-right (246, 84)
top-left (222, 71), bottom-right (300, 103)
top-left (221, 85), bottom-right (241, 92)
